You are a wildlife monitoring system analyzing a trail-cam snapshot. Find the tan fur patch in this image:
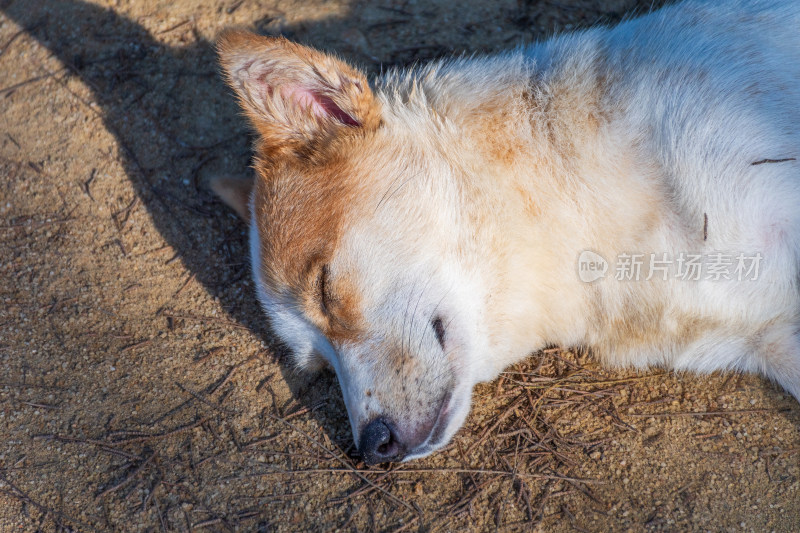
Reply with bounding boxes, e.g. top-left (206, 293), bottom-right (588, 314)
top-left (473, 105), bottom-right (526, 166)
top-left (253, 150), bottom-right (367, 342)
top-left (321, 272), bottom-right (366, 344)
